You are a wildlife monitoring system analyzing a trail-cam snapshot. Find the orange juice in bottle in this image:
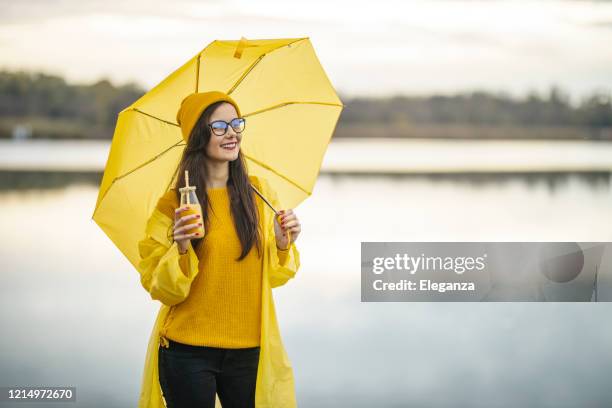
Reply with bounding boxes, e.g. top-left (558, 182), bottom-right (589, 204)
top-left (179, 170), bottom-right (205, 237)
